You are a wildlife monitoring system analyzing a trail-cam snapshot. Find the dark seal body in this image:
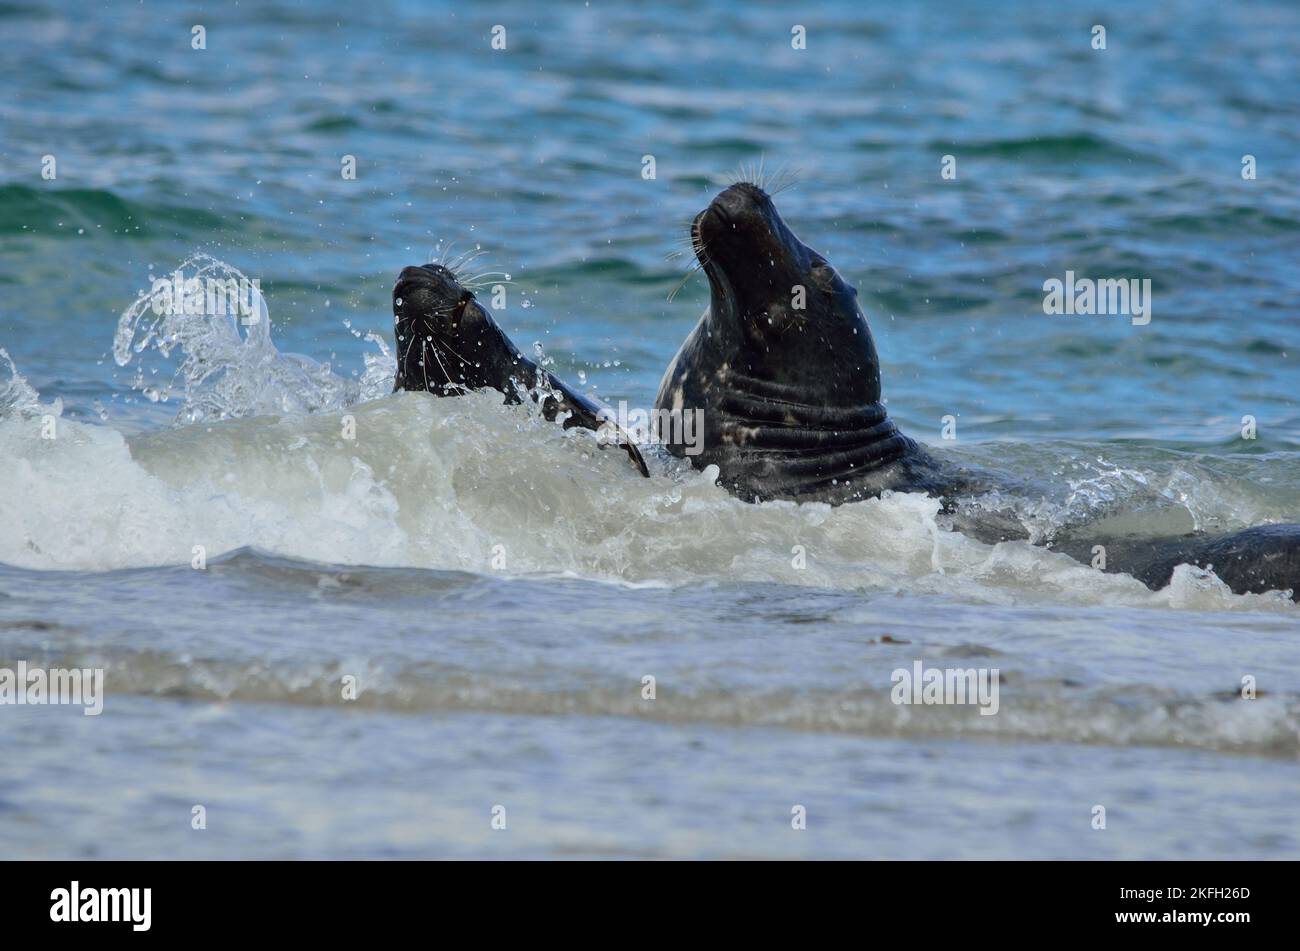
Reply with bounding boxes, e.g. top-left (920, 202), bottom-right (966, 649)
top-left (655, 322), bottom-right (961, 504)
top-left (655, 183), bottom-right (970, 504)
top-left (655, 183), bottom-right (1300, 599)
